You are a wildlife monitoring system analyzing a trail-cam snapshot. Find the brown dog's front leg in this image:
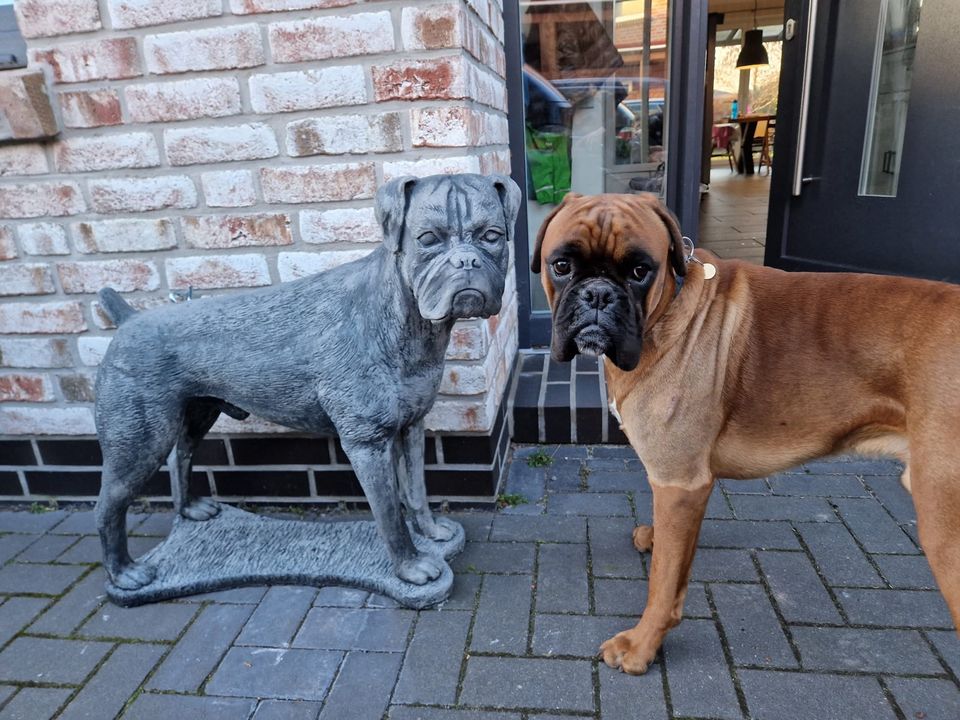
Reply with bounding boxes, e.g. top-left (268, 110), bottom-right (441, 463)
top-left (601, 478), bottom-right (714, 674)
